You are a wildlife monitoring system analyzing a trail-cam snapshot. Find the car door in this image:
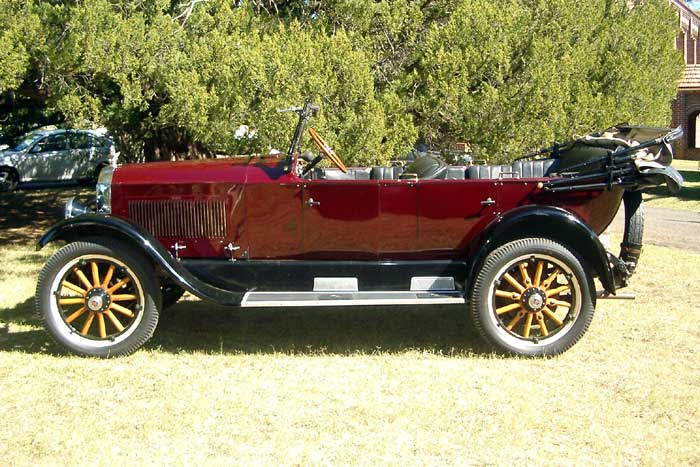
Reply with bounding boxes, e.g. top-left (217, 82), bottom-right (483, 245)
top-left (377, 179), bottom-right (418, 259)
top-left (416, 179), bottom-right (498, 259)
top-left (68, 132), bottom-right (97, 179)
top-left (24, 133), bottom-right (71, 181)
top-left (302, 179), bottom-right (380, 260)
